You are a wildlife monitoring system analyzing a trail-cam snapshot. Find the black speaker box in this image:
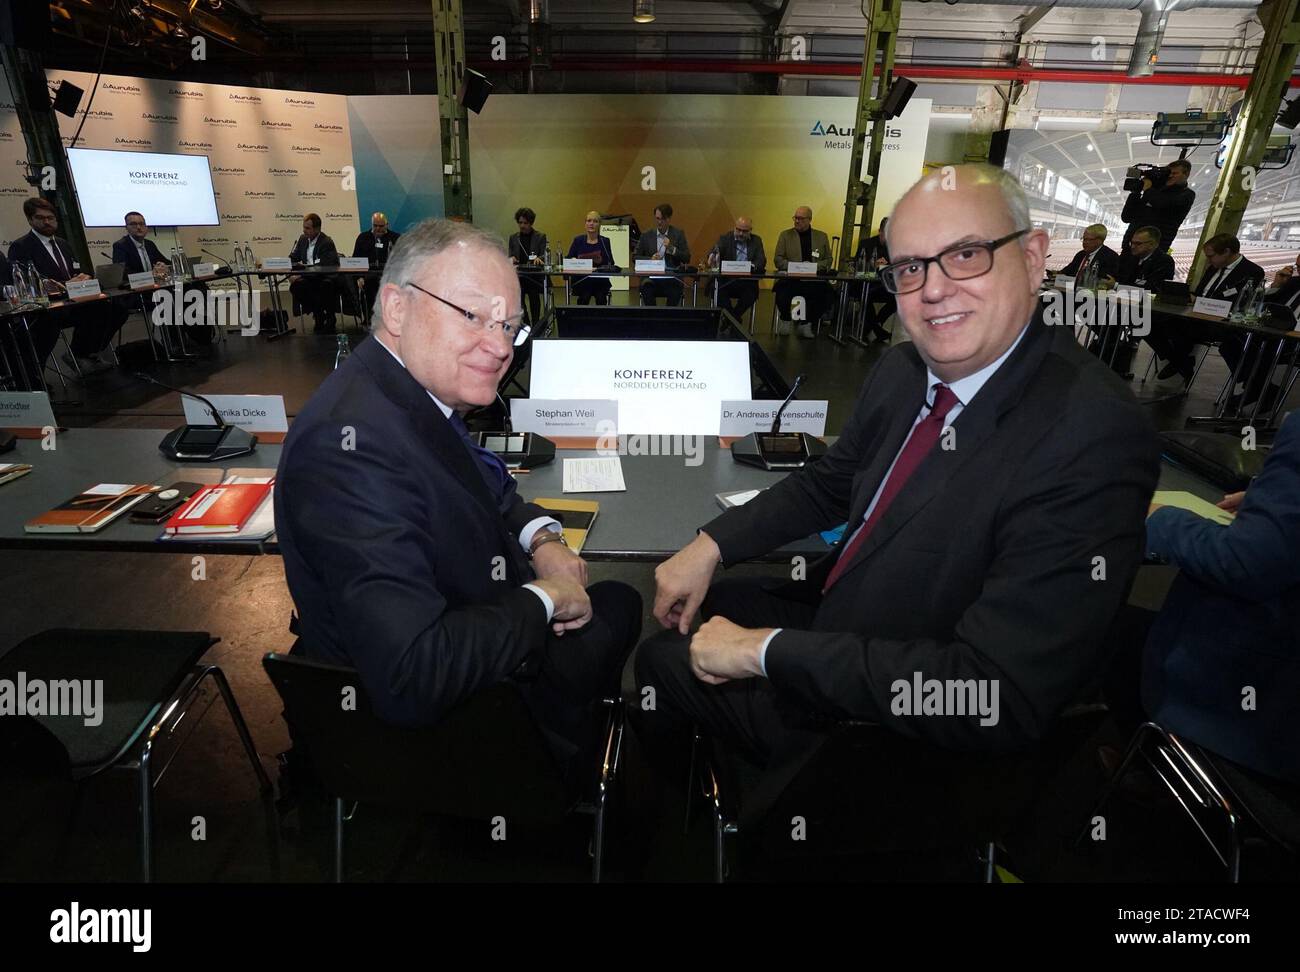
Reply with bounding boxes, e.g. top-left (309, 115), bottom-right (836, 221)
top-left (879, 76), bottom-right (916, 120)
top-left (458, 68), bottom-right (493, 114)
